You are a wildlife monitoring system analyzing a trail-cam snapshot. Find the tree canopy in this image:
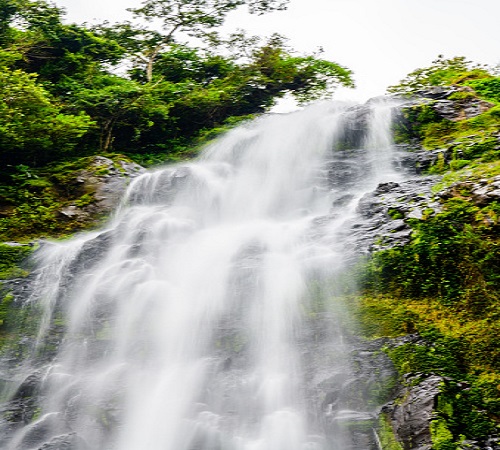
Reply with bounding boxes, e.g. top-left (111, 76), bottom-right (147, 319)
top-left (387, 55), bottom-right (494, 96)
top-left (0, 0), bottom-right (354, 168)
